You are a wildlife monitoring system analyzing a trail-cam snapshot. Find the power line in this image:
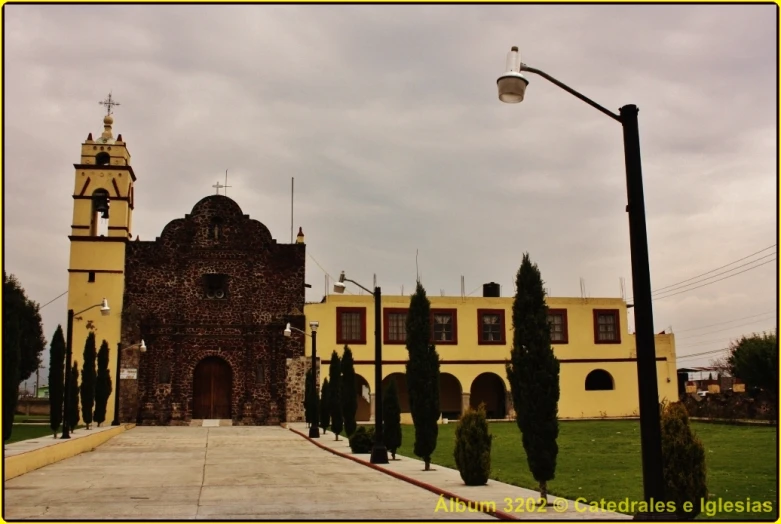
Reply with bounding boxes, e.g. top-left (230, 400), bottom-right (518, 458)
top-left (39, 290), bottom-right (68, 310)
top-left (652, 252), bottom-right (776, 297)
top-left (653, 258), bottom-right (776, 301)
top-left (675, 316), bottom-right (777, 342)
top-left (628, 243), bottom-right (776, 302)
top-left (676, 347), bottom-right (730, 361)
top-left (652, 244), bottom-right (776, 294)
top-left (307, 252), bottom-right (353, 295)
top-left (673, 310), bottom-right (777, 334)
